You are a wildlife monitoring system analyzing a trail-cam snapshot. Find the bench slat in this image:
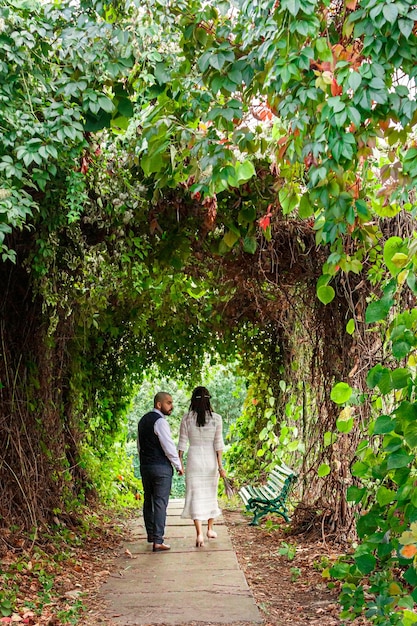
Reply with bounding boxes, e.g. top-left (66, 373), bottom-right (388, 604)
top-left (246, 485), bottom-right (260, 499)
top-left (273, 463), bottom-right (293, 476)
top-left (239, 486), bottom-right (251, 504)
top-left (262, 484), bottom-right (280, 500)
top-left (267, 476), bottom-right (285, 490)
top-left (270, 468), bottom-right (293, 480)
